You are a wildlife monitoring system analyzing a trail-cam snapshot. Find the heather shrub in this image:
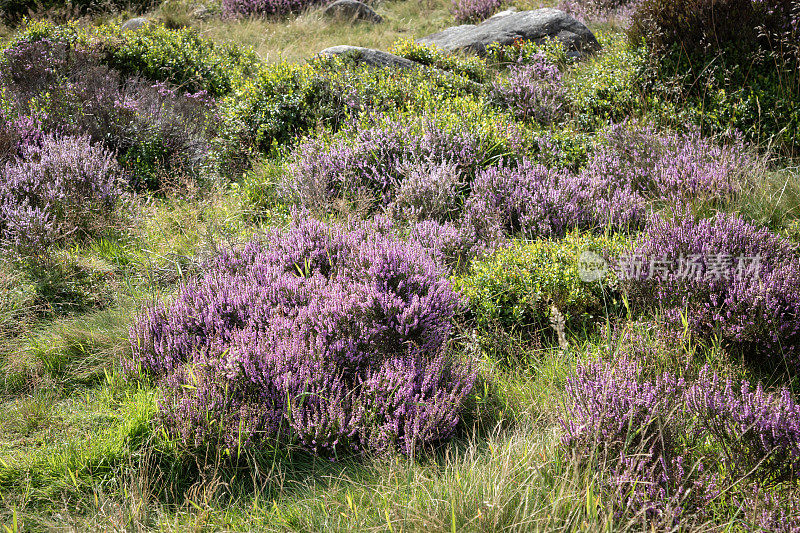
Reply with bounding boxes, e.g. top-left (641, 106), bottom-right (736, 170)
top-left (490, 53), bottom-right (567, 124)
top-left (625, 212), bottom-right (800, 367)
top-left (453, 232), bottom-right (628, 348)
top-left (222, 0), bottom-right (322, 17)
top-left (463, 158), bottom-right (645, 244)
top-left (582, 121), bottom-right (753, 207)
top-left (562, 355), bottom-right (800, 526)
top-left (288, 114), bottom-right (522, 219)
top-left (129, 219), bottom-right (474, 456)
top-left (451, 0), bottom-right (502, 23)
top-left (0, 134), bottom-right (125, 255)
top-left (388, 39), bottom-right (490, 83)
top-left (0, 38), bottom-right (218, 189)
top-left (0, 110), bottom-right (41, 163)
